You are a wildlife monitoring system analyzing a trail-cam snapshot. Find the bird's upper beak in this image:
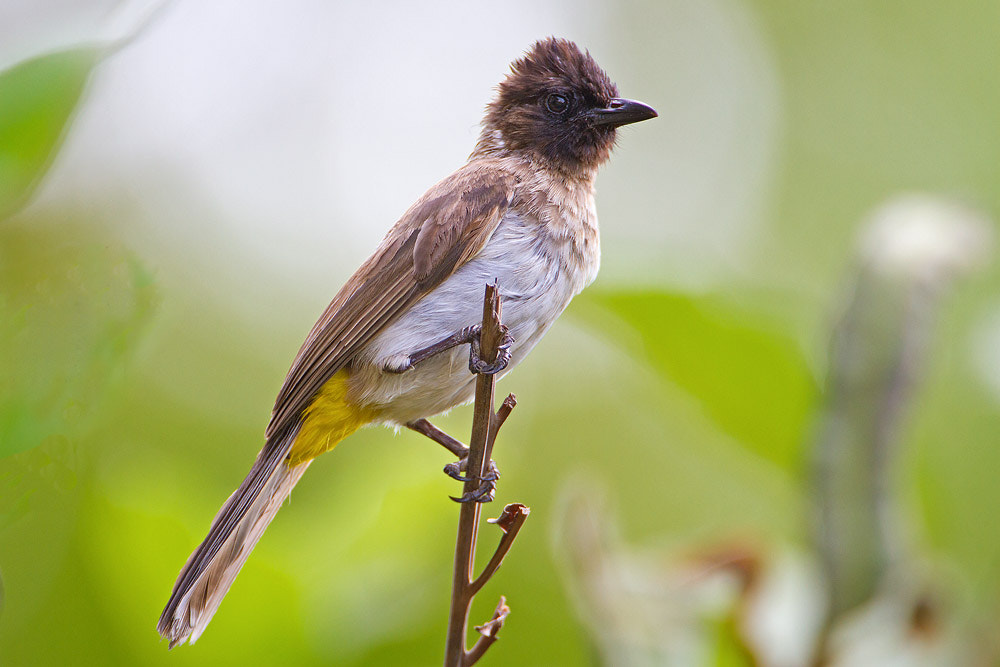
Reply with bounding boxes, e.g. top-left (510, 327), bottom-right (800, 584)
top-left (589, 98), bottom-right (658, 128)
